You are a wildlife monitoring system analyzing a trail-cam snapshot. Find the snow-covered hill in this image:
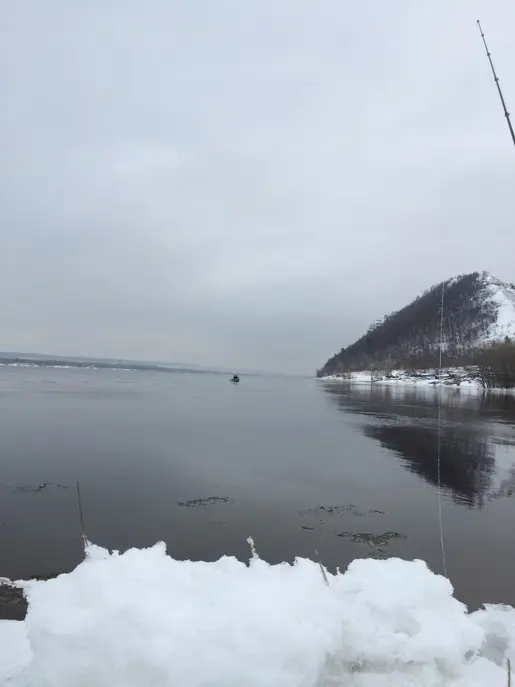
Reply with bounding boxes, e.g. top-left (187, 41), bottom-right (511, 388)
top-left (477, 275), bottom-right (515, 345)
top-left (318, 272), bottom-right (515, 377)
